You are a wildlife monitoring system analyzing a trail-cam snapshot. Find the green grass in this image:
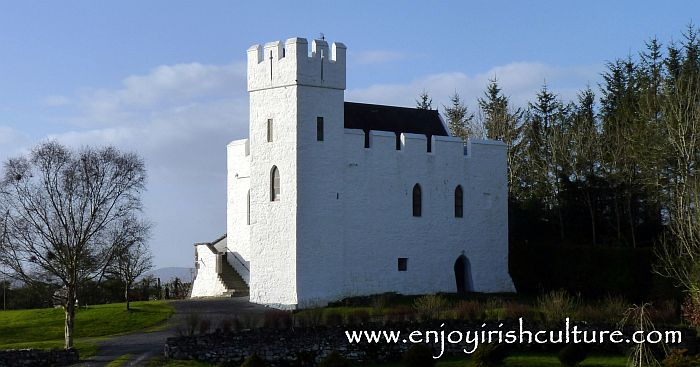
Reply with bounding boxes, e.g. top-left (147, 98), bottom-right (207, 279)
top-left (145, 357), bottom-right (217, 366)
top-left (0, 301), bottom-right (173, 358)
top-left (106, 353), bottom-right (133, 367)
top-left (144, 354), bottom-right (628, 367)
top-left (363, 354), bottom-right (628, 367)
